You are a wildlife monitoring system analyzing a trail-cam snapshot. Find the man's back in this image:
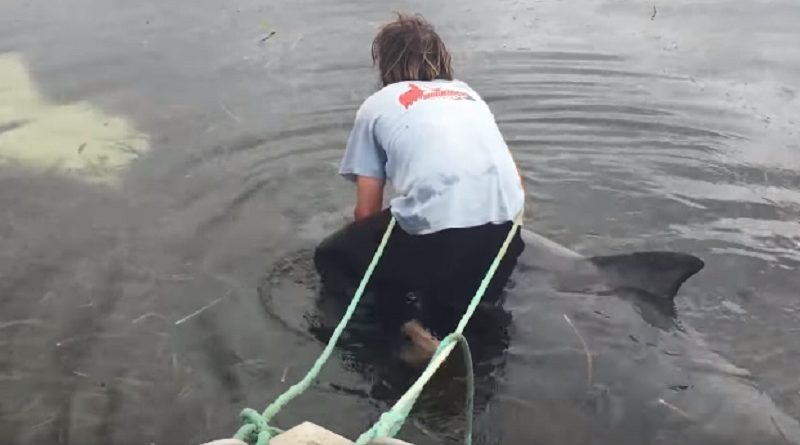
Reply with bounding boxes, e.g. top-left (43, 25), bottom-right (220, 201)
top-left (340, 79), bottom-right (524, 234)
